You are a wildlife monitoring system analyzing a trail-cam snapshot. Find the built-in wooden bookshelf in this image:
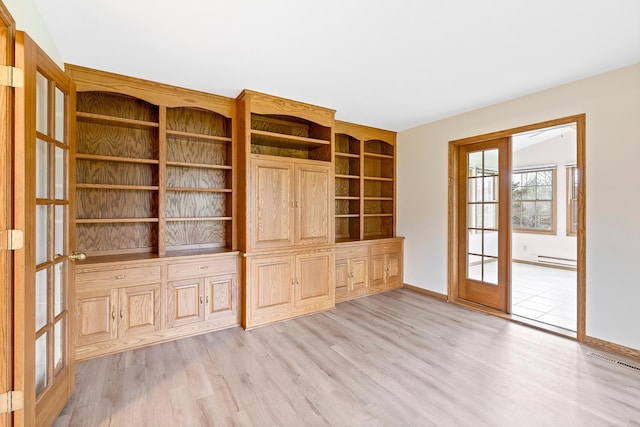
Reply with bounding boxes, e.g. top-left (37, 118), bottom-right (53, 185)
top-left (67, 65), bottom-right (237, 260)
top-left (334, 121), bottom-right (396, 242)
